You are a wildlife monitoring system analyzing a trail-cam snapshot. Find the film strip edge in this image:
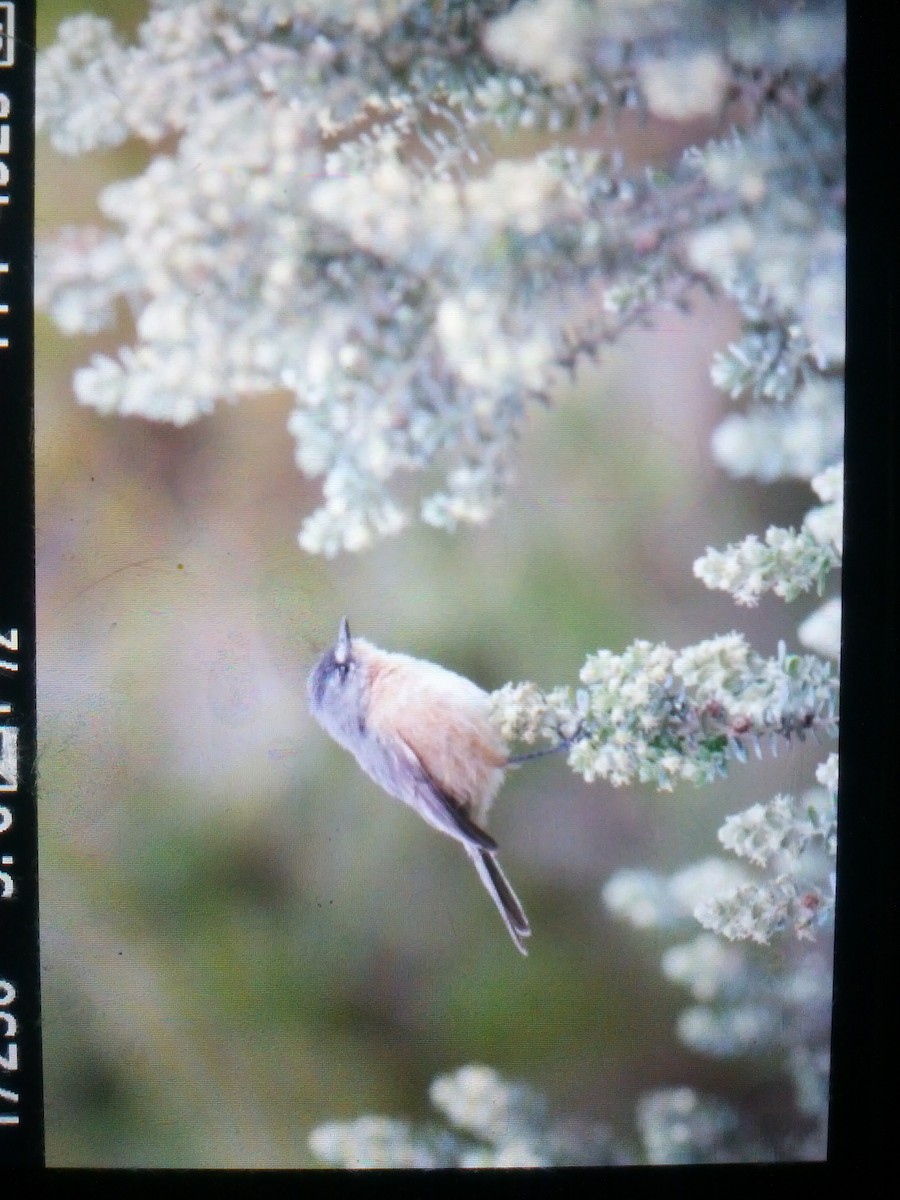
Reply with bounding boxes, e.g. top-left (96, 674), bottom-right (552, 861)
top-left (0, 0), bottom-right (44, 1168)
